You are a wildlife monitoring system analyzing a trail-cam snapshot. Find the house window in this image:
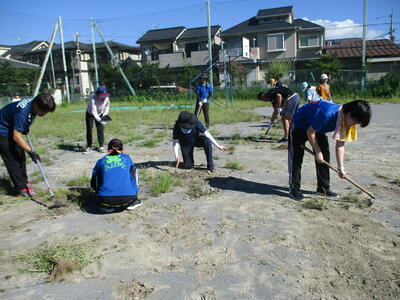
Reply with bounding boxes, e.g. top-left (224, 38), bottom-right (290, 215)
top-left (267, 33), bottom-right (285, 51)
top-left (299, 35), bottom-right (321, 47)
